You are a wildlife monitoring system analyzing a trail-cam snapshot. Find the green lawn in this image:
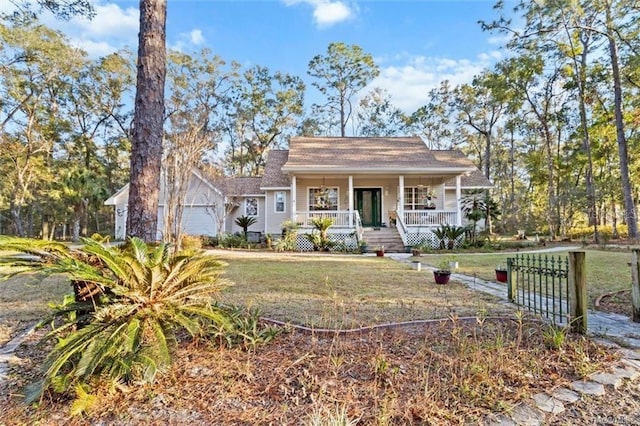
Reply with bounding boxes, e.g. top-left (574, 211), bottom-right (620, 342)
top-left (0, 267), bottom-right (71, 345)
top-left (2, 247), bottom-right (633, 340)
top-left (416, 248), bottom-right (635, 306)
top-left (215, 251), bottom-right (512, 328)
